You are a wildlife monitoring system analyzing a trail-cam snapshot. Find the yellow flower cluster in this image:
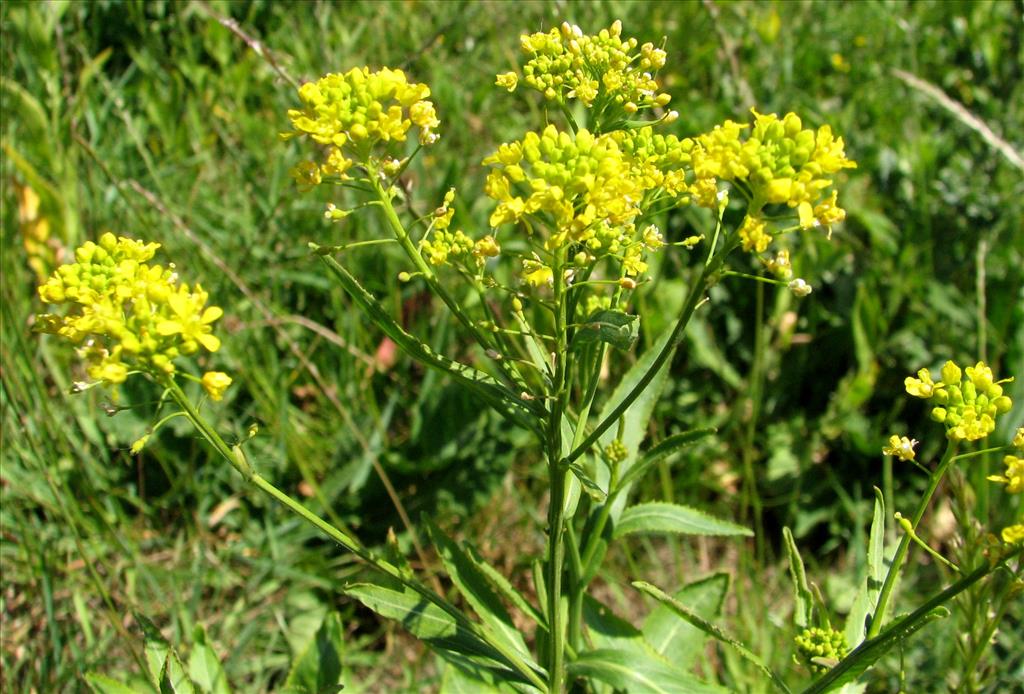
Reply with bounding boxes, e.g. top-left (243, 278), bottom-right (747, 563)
top-left (285, 67), bottom-right (440, 185)
top-left (419, 189), bottom-right (500, 269)
top-left (1002, 524), bottom-right (1024, 545)
top-left (691, 110), bottom-right (855, 254)
top-left (484, 125), bottom-right (693, 284)
top-left (904, 360), bottom-right (1014, 441)
top-left (36, 233), bottom-right (229, 392)
top-left (508, 21), bottom-right (671, 116)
